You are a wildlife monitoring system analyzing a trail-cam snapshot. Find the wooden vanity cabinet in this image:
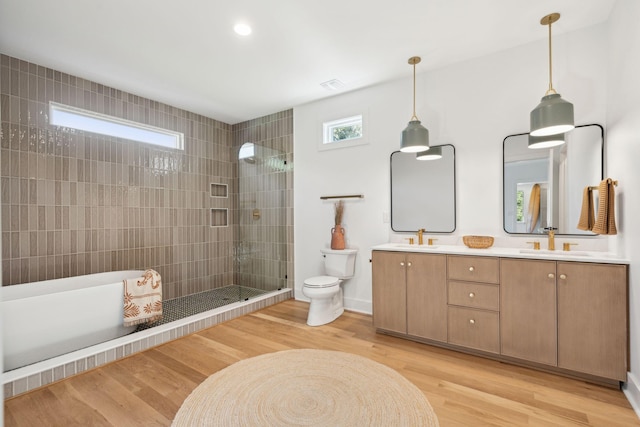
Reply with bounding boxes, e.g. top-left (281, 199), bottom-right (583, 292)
top-left (372, 249), bottom-right (629, 383)
top-left (407, 252), bottom-right (447, 342)
top-left (557, 262), bottom-right (628, 380)
top-left (372, 251), bottom-right (447, 342)
top-left (447, 256), bottom-right (500, 354)
top-left (501, 259), bottom-right (628, 381)
top-left (500, 259), bottom-right (557, 365)
top-left (372, 251), bottom-right (407, 334)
